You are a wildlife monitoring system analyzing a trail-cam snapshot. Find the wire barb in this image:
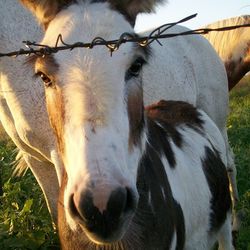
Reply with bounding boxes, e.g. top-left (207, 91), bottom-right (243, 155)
top-left (0, 14), bottom-right (250, 58)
